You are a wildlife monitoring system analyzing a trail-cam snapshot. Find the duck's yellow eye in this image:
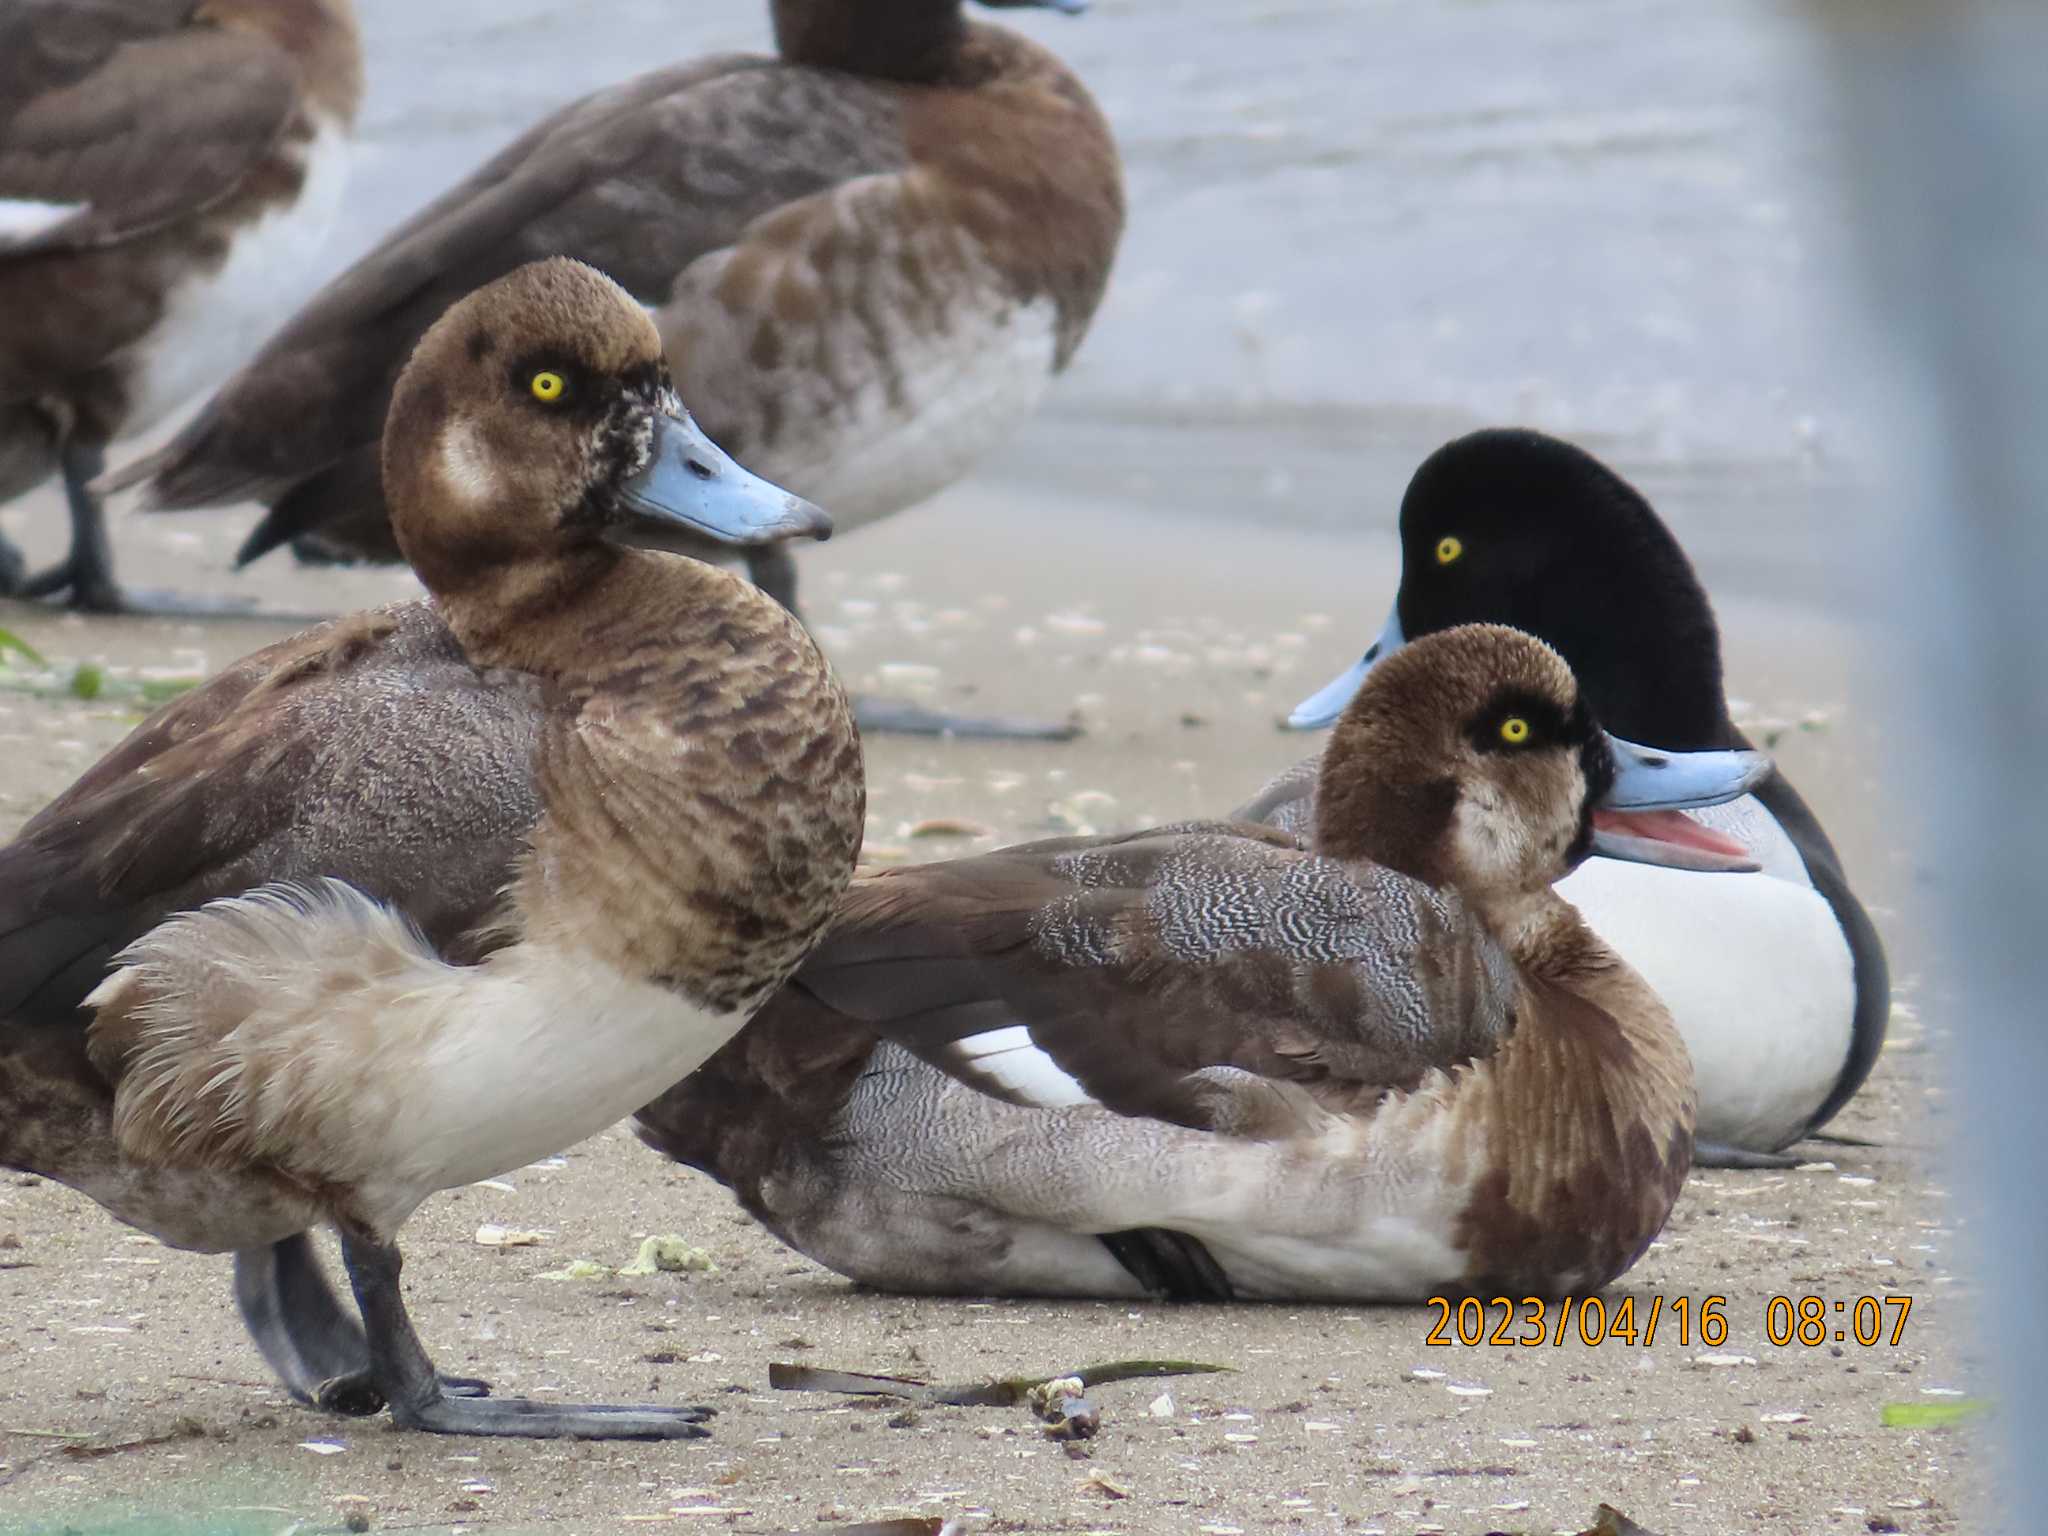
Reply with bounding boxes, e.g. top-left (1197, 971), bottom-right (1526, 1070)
top-left (1499, 716), bottom-right (1530, 745)
top-left (529, 370), bottom-right (567, 404)
top-left (1436, 535), bottom-right (1464, 566)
